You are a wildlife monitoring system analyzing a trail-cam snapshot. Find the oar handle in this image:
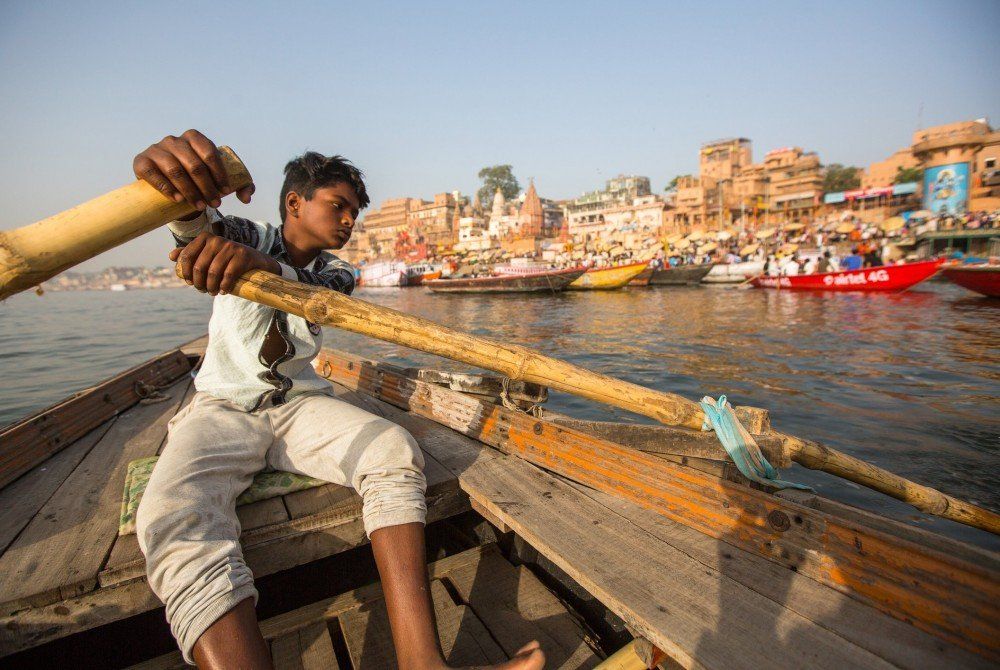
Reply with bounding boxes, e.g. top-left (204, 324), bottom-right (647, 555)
top-left (0, 147), bottom-right (251, 301)
top-left (212, 266), bottom-right (1000, 535)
